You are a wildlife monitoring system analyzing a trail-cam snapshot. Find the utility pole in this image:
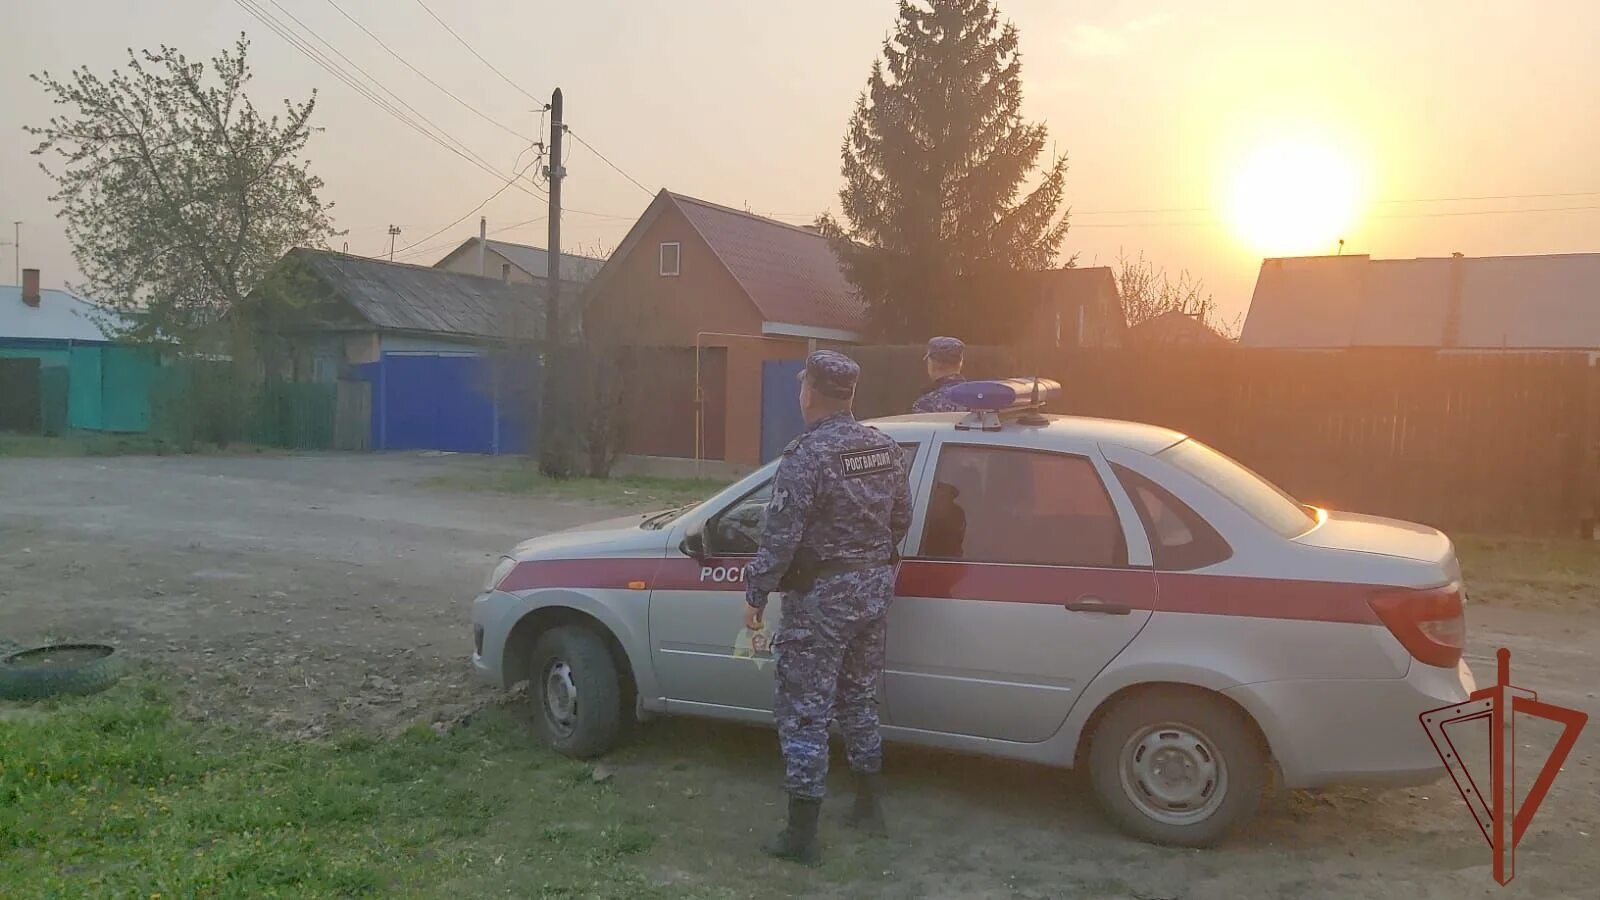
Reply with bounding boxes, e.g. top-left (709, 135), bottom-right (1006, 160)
top-left (546, 88), bottom-right (563, 346)
top-left (388, 225), bottom-right (402, 261)
top-left (537, 88), bottom-right (570, 474)
top-left (10, 222), bottom-right (19, 284)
